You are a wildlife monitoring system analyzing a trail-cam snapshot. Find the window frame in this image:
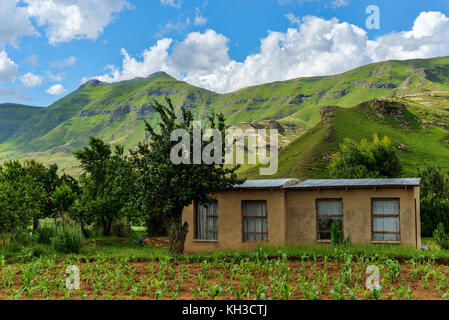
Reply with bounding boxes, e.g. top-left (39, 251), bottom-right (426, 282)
top-left (315, 198), bottom-right (344, 241)
top-left (194, 200), bottom-right (218, 241)
top-left (242, 200), bottom-right (268, 242)
top-left (371, 198), bottom-right (401, 243)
